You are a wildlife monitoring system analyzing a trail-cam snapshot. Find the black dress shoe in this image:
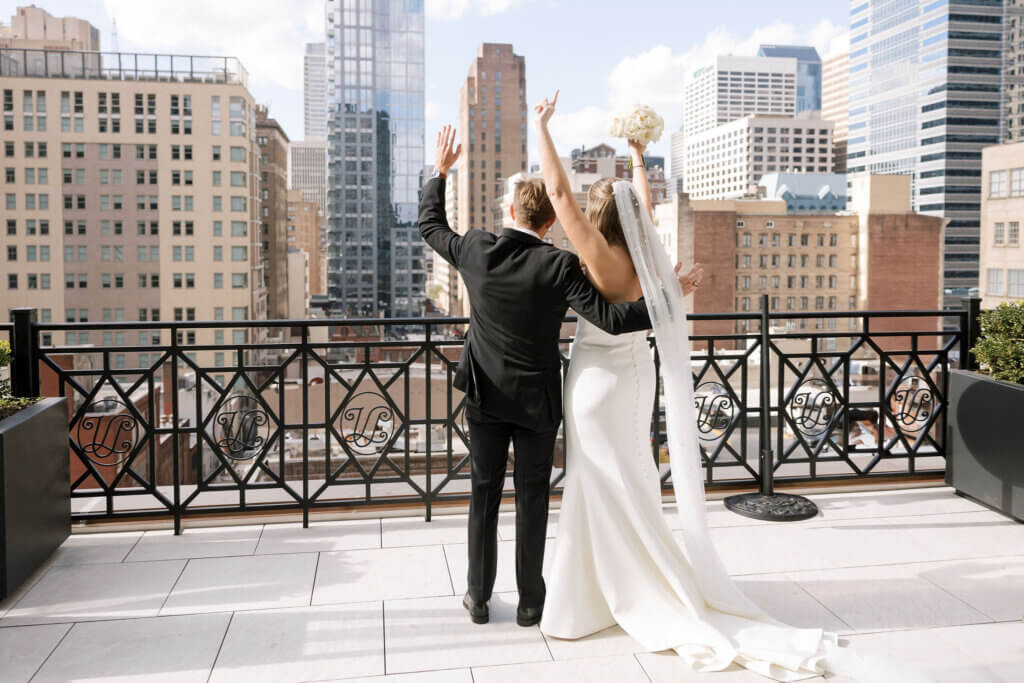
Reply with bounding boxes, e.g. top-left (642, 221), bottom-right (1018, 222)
top-left (463, 592), bottom-right (489, 624)
top-left (517, 604), bottom-right (543, 627)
